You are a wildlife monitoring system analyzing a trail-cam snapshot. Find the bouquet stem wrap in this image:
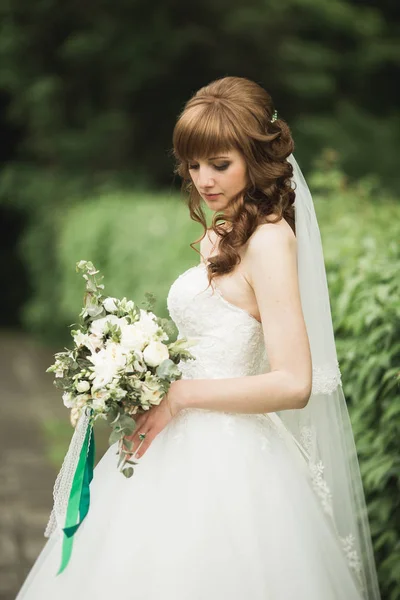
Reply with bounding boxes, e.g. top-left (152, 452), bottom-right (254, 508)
top-left (44, 409), bottom-right (95, 575)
